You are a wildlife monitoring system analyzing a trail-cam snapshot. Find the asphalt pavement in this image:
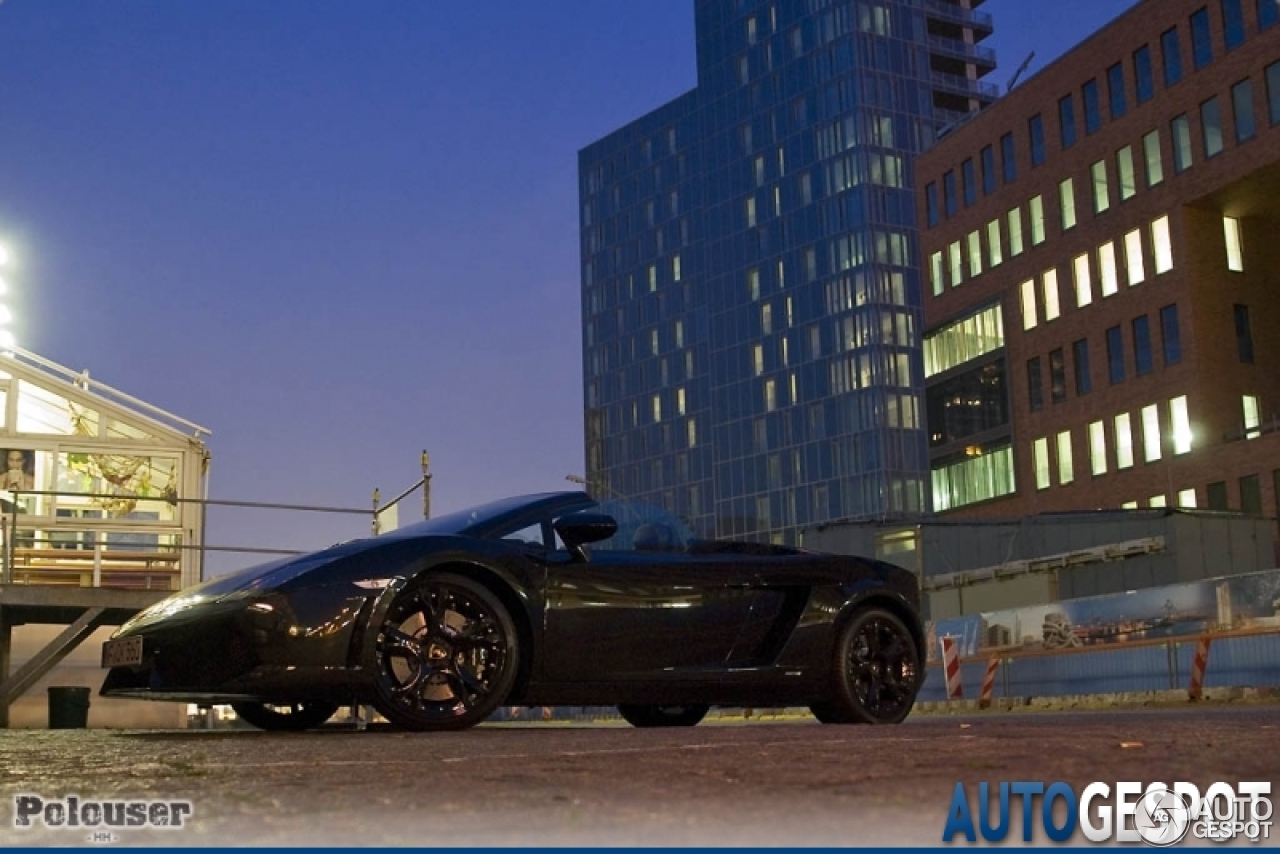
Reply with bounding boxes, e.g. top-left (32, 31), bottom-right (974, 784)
top-left (1, 703), bottom-right (1278, 847)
